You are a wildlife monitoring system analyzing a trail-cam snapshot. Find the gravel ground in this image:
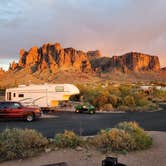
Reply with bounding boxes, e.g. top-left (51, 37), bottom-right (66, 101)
top-left (0, 131), bottom-right (166, 166)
